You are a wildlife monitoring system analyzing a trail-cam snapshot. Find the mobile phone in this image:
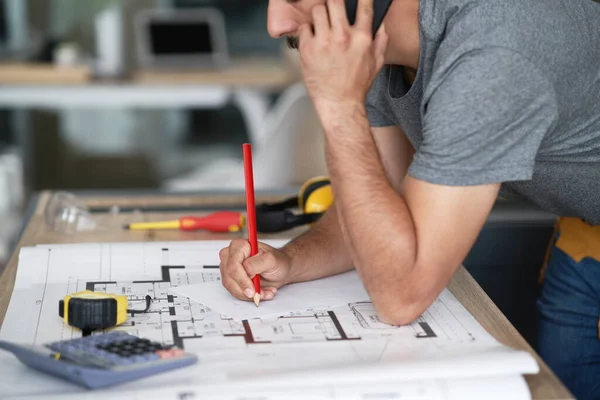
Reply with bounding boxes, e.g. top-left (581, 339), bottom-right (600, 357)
top-left (345, 0), bottom-right (394, 37)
